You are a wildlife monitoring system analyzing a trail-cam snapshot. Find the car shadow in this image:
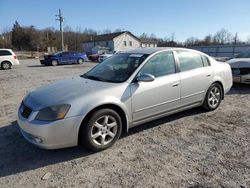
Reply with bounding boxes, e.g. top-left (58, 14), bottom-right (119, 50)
top-left (0, 121), bottom-right (92, 177)
top-left (27, 65), bottom-right (48, 68)
top-left (227, 83), bottom-right (250, 95)
top-left (123, 107), bottom-right (206, 137)
top-left (0, 107), bottom-right (206, 178)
